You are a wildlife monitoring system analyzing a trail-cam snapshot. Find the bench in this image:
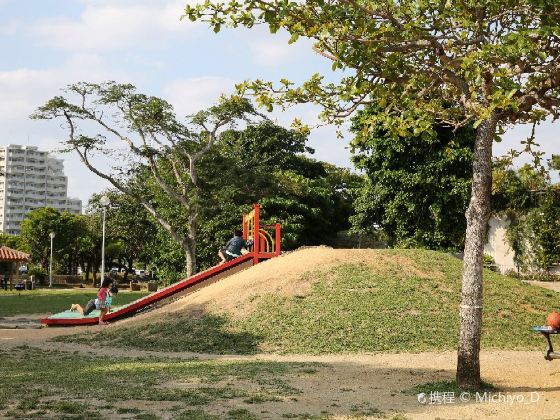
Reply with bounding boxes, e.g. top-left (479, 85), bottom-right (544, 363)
top-left (533, 326), bottom-right (560, 361)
